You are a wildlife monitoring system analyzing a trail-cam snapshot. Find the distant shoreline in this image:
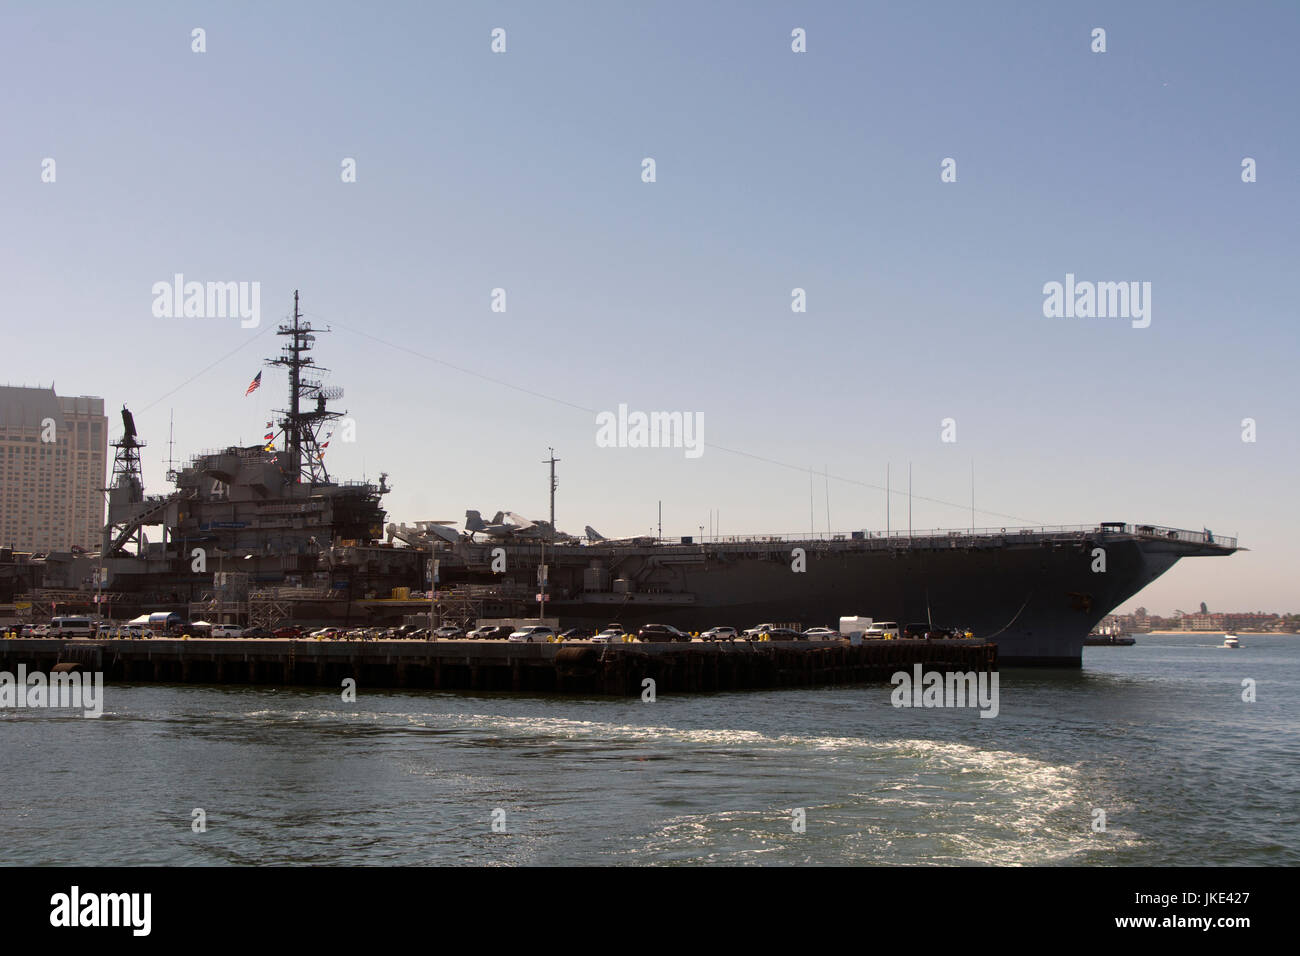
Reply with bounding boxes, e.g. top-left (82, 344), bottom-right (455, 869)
top-left (1140, 630), bottom-right (1297, 636)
